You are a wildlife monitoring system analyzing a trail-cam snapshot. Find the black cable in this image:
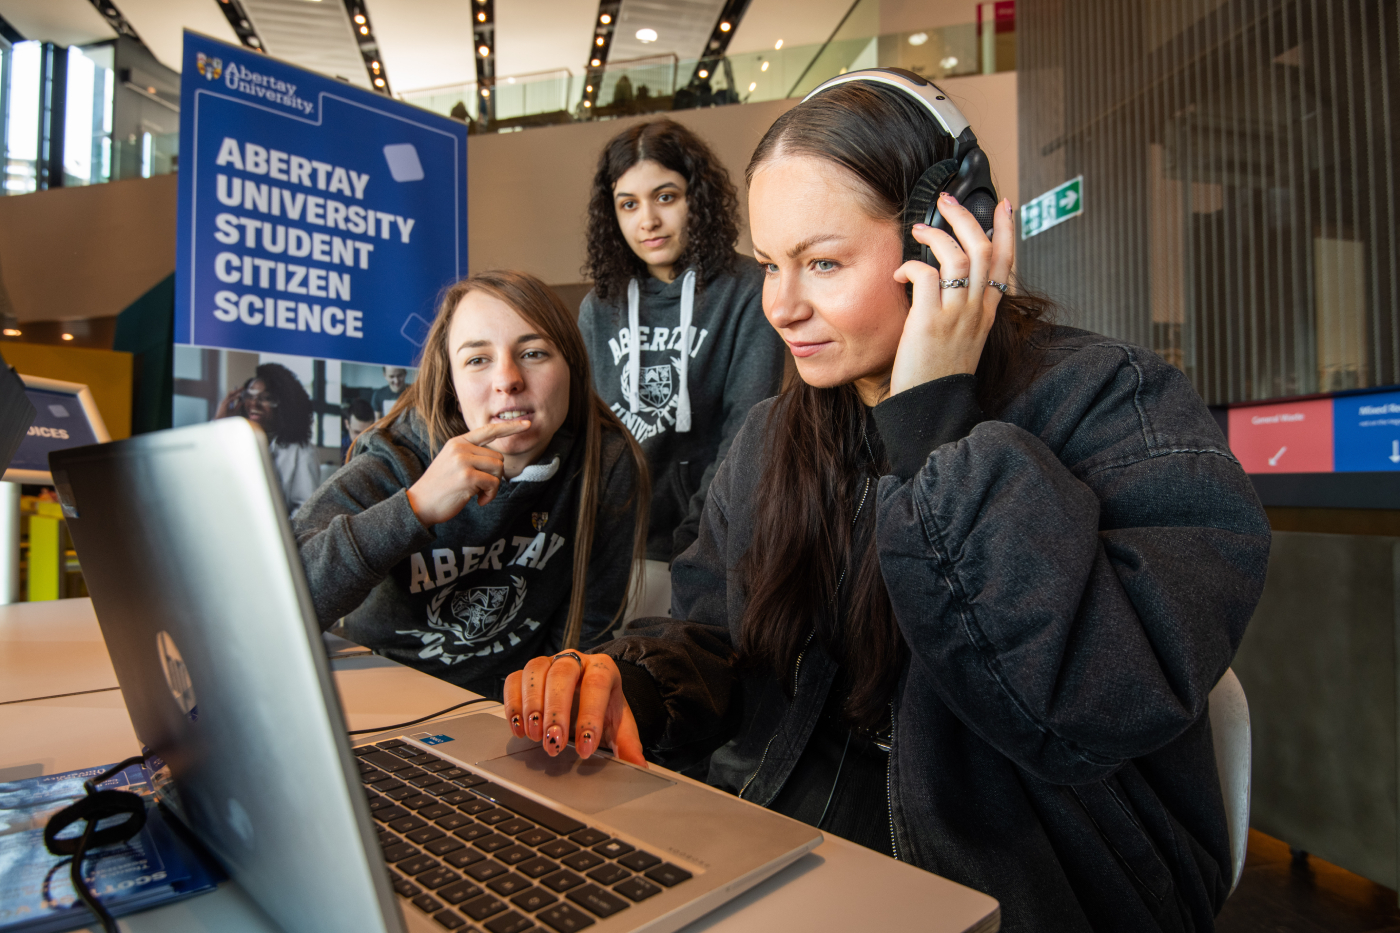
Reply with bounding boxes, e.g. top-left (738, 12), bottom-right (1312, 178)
top-left (43, 754), bottom-right (150, 933)
top-left (347, 697), bottom-right (498, 736)
top-left (815, 730), bottom-right (852, 831)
